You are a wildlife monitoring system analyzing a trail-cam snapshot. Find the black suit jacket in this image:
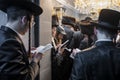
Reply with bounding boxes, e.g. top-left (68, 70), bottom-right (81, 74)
top-left (0, 26), bottom-right (39, 80)
top-left (70, 41), bottom-right (120, 80)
